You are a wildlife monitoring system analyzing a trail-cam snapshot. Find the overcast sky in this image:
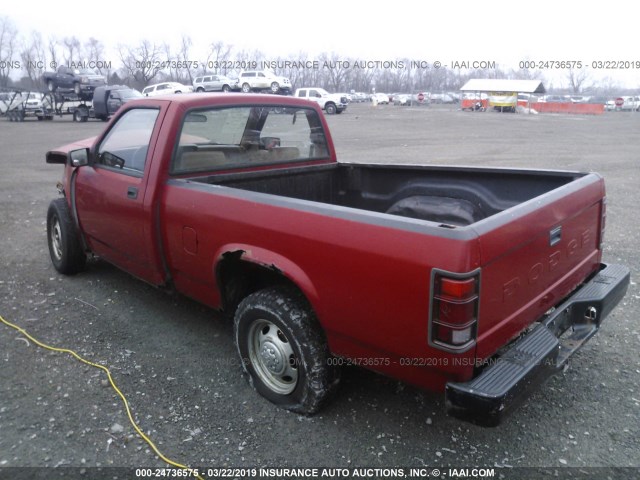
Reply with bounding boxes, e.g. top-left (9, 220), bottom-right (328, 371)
top-left (4, 0), bottom-right (639, 89)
